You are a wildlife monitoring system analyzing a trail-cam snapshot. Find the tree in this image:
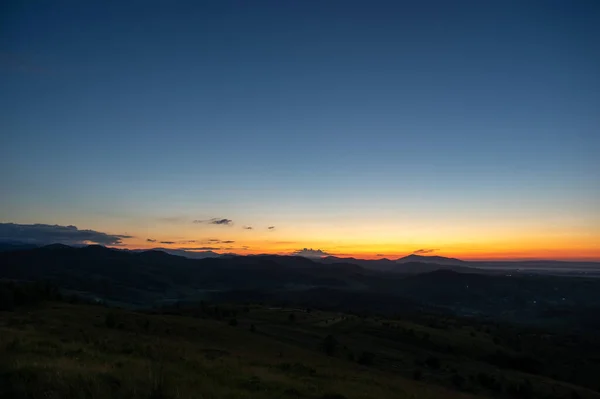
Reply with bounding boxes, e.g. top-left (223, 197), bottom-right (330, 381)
top-left (358, 351), bottom-right (374, 366)
top-left (288, 313), bottom-right (296, 323)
